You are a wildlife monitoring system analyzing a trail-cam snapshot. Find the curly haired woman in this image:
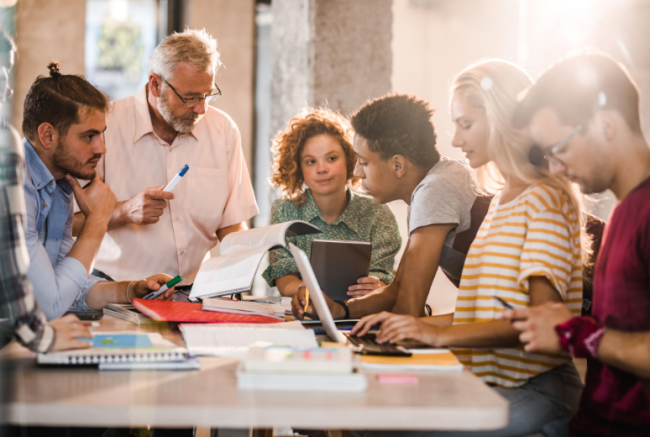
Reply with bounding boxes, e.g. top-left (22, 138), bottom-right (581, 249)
top-left (262, 108), bottom-right (401, 298)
